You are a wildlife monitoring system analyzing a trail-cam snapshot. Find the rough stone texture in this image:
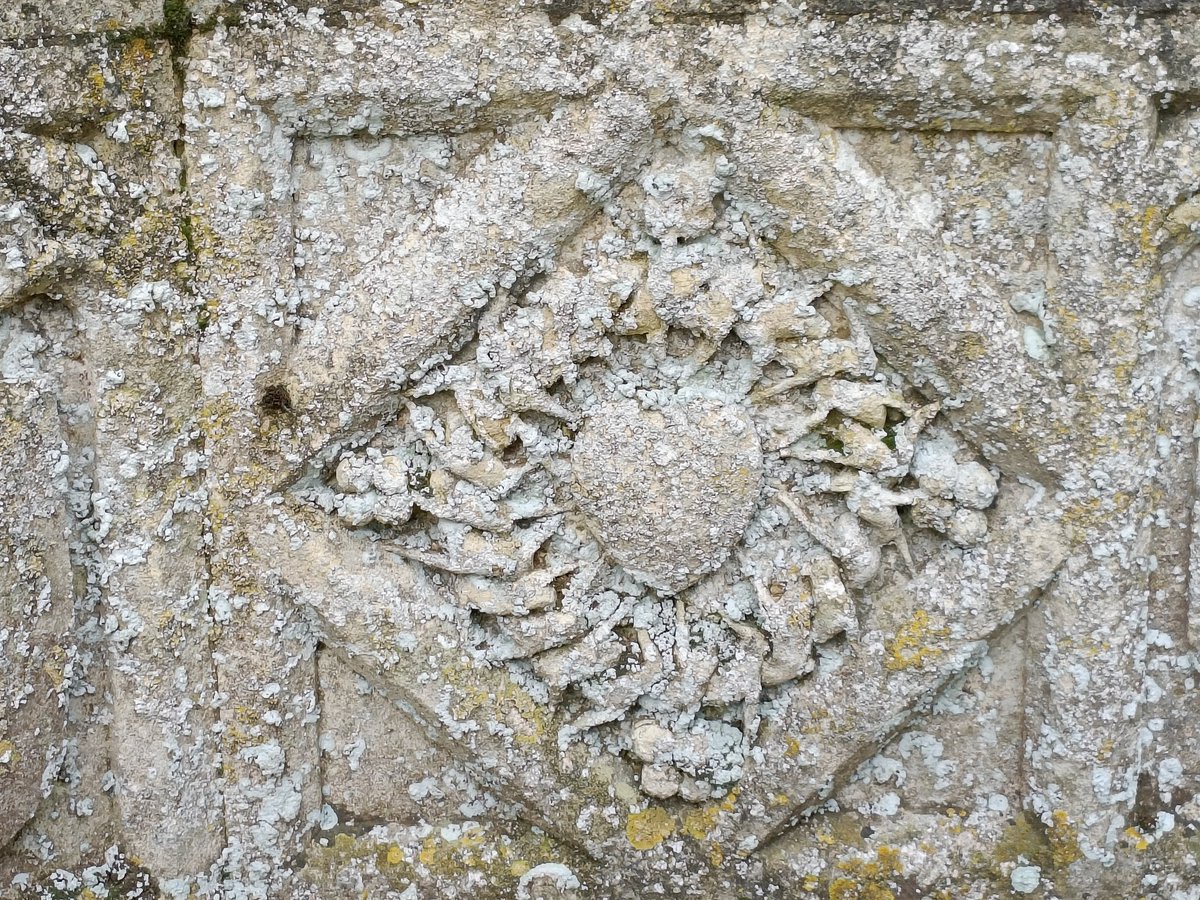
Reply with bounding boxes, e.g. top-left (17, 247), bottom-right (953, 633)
top-left (1, 1), bottom-right (1199, 898)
